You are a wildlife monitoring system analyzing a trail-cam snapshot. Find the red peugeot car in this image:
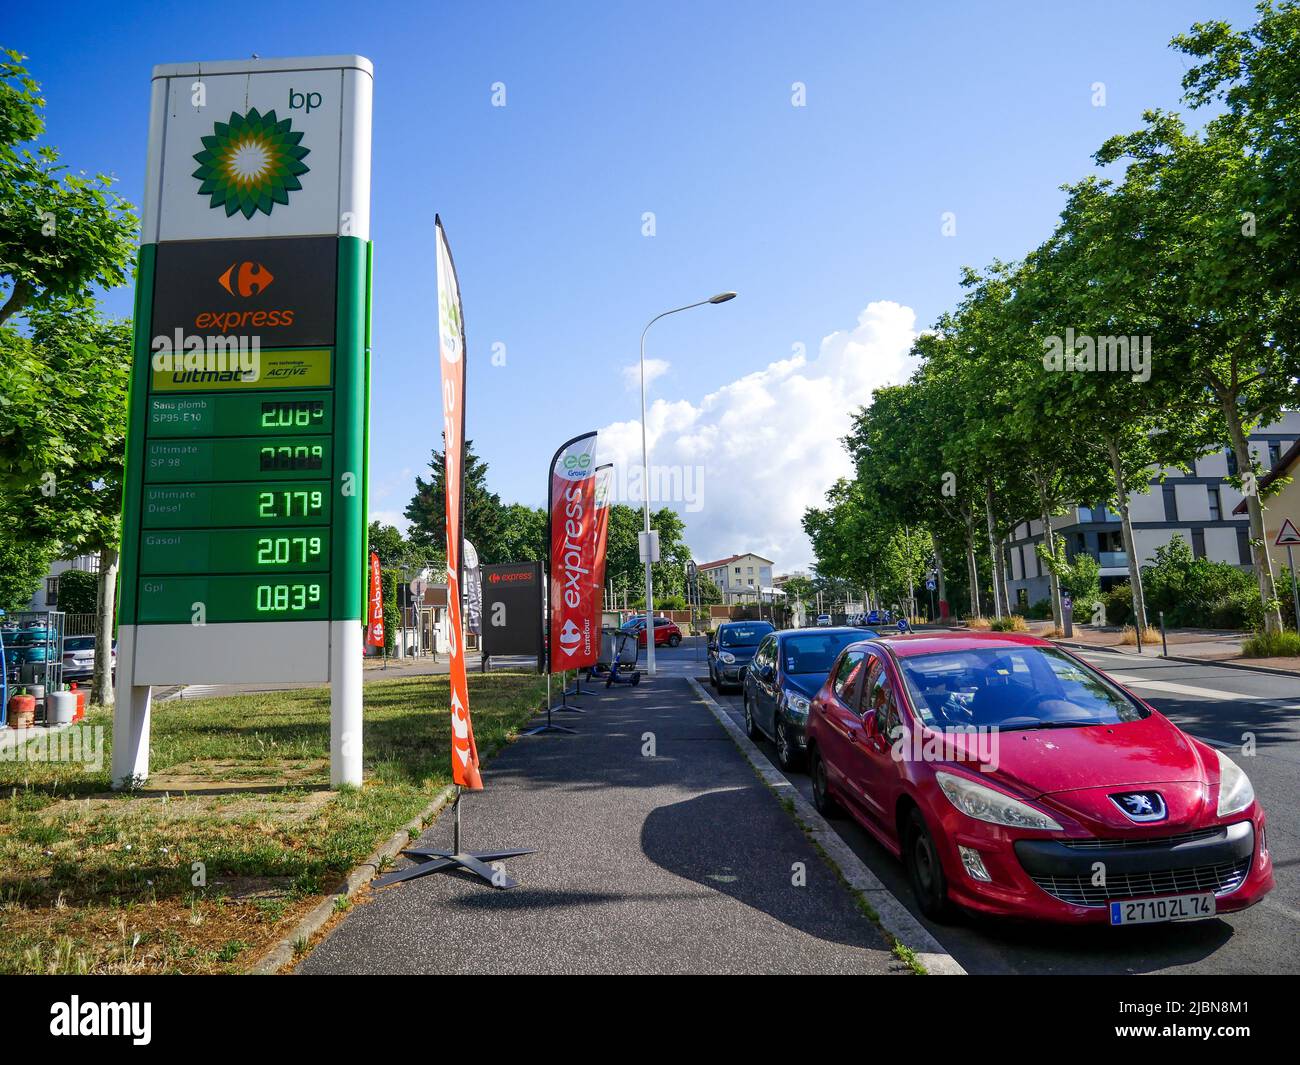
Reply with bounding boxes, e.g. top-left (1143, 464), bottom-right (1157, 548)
top-left (623, 616), bottom-right (683, 648)
top-left (806, 632), bottom-right (1273, 925)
